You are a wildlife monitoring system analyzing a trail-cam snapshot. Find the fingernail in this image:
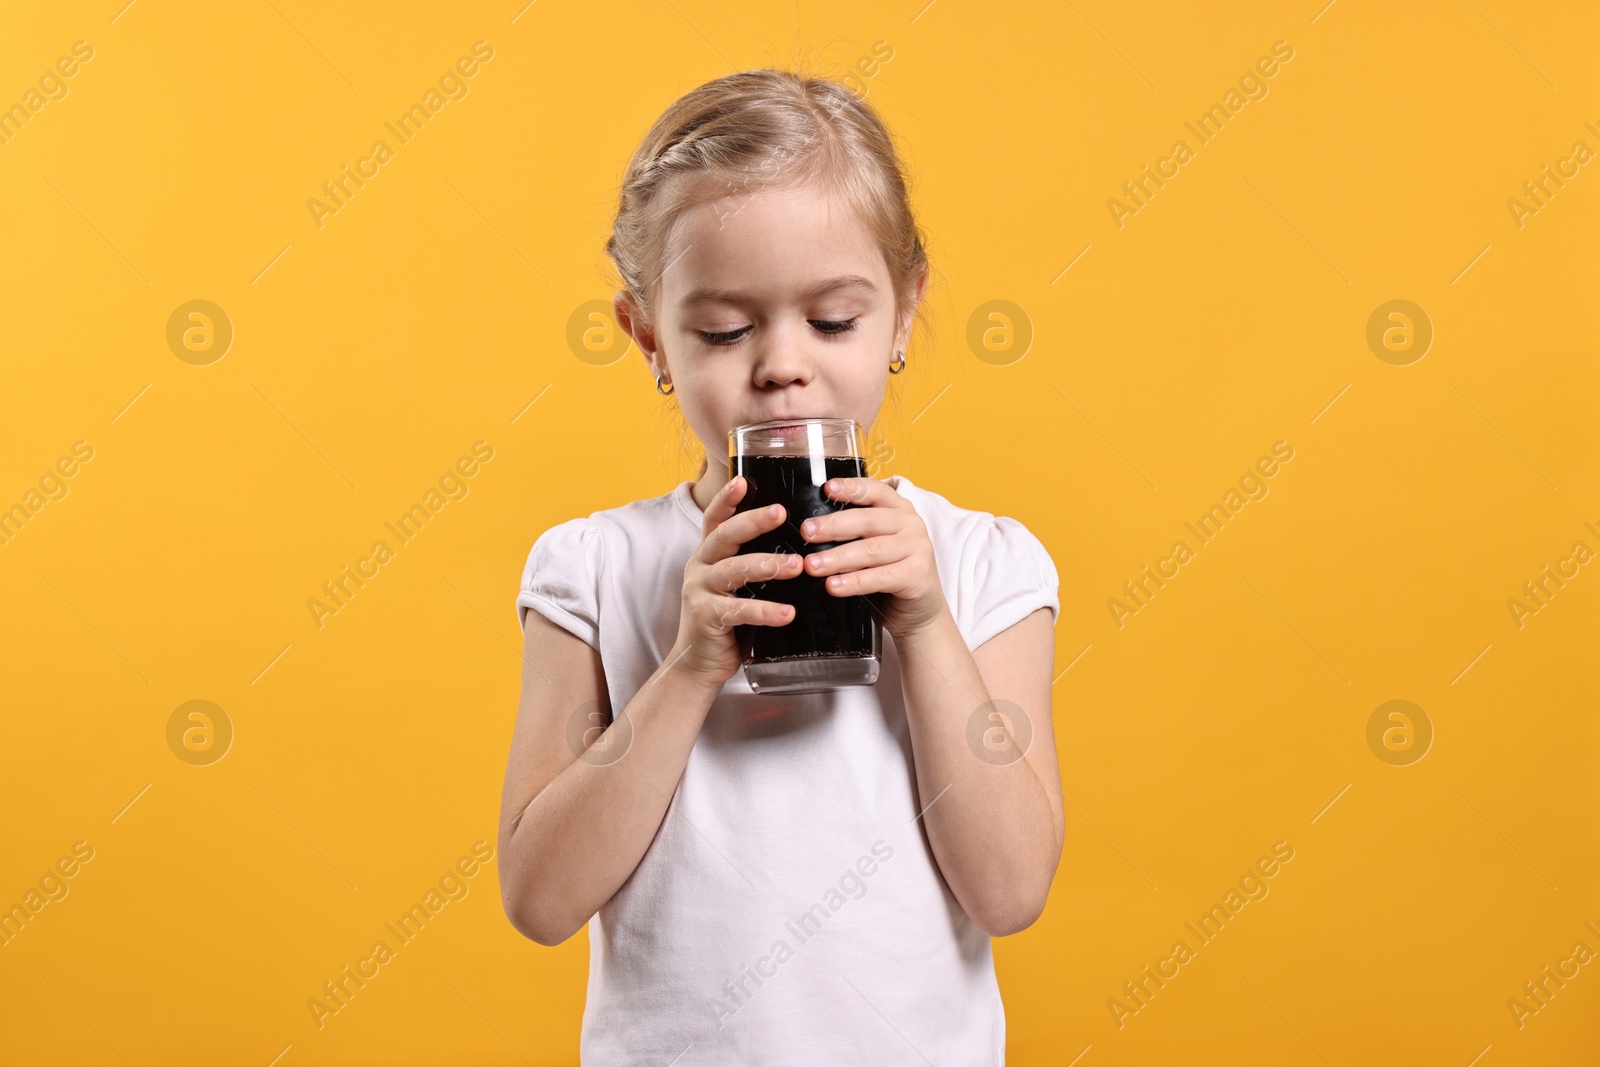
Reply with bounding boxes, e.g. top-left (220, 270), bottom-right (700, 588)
top-left (768, 504), bottom-right (781, 517)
